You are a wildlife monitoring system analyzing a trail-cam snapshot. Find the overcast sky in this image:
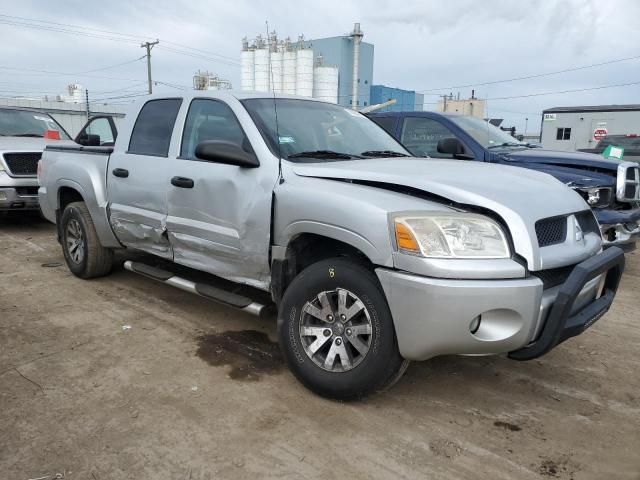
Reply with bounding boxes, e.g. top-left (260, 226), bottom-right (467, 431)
top-left (1, 0), bottom-right (639, 133)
